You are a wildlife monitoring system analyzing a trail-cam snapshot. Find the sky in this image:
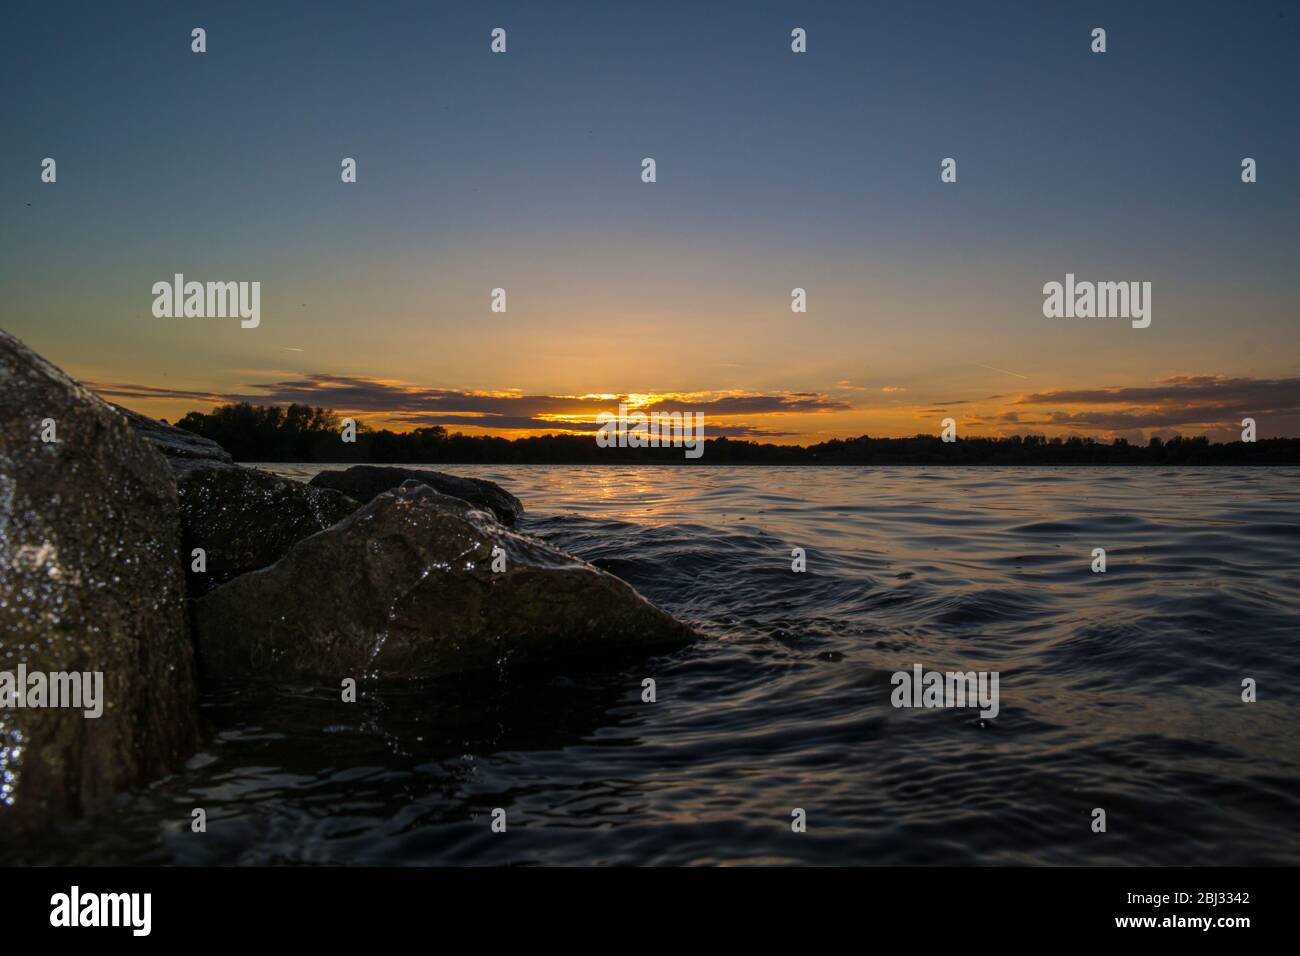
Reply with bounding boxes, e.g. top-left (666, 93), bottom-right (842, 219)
top-left (2, 0), bottom-right (1298, 444)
